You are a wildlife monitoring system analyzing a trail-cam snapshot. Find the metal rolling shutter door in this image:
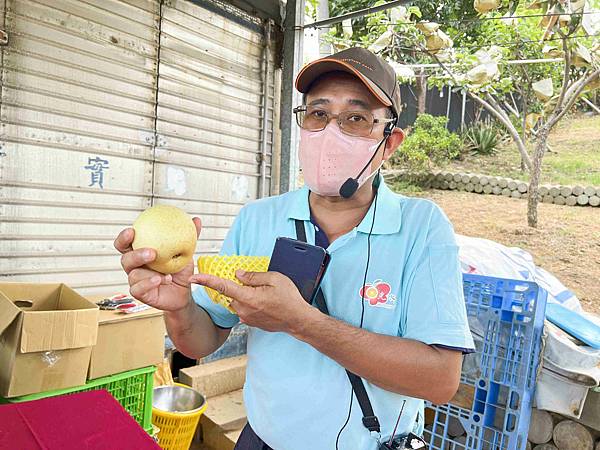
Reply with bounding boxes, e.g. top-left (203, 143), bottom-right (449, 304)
top-left (0, 0), bottom-right (278, 301)
top-left (0, 0), bottom-right (160, 295)
top-left (154, 0), bottom-right (277, 261)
